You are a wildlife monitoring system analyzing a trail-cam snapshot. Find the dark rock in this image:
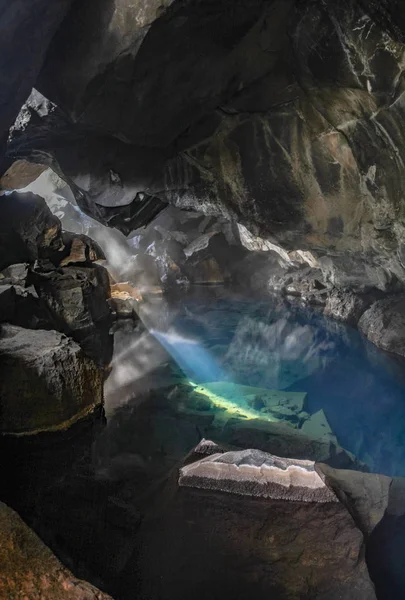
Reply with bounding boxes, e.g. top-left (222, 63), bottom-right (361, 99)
top-left (324, 289), bottom-right (375, 325)
top-left (133, 454), bottom-right (376, 600)
top-left (0, 325), bottom-right (104, 435)
top-left (359, 294), bottom-right (405, 357)
top-left (58, 231), bottom-right (105, 267)
top-left (0, 501), bottom-right (114, 600)
top-left (32, 264), bottom-right (113, 365)
top-left (0, 0), bottom-right (73, 161)
top-left (316, 463), bottom-right (405, 599)
top-left (0, 191), bottom-right (62, 270)
top-left (0, 284), bottom-right (16, 322)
